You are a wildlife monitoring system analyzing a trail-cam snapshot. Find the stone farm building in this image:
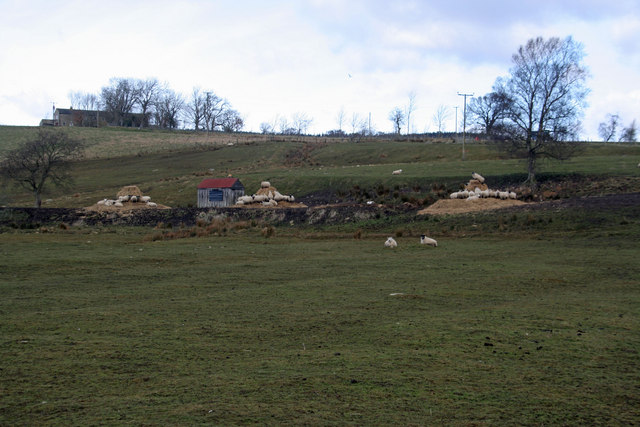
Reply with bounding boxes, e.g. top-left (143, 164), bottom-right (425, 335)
top-left (42, 108), bottom-right (145, 127)
top-left (197, 178), bottom-right (245, 208)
